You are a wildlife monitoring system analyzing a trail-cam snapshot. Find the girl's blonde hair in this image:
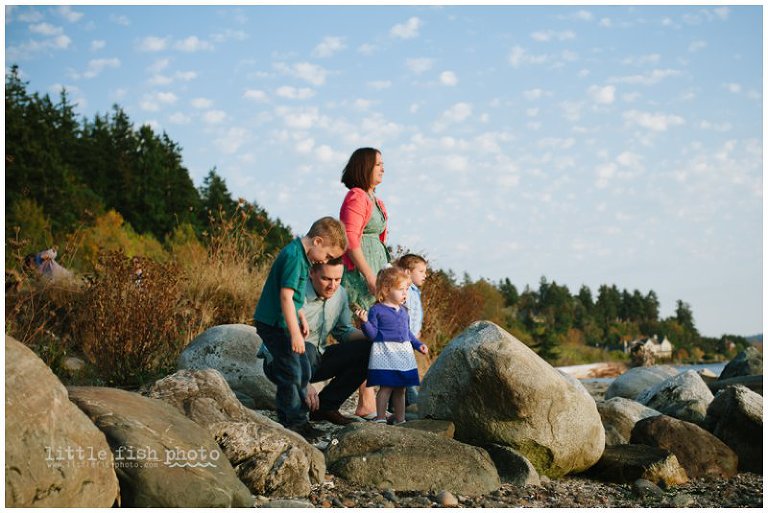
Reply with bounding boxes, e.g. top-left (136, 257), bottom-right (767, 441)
top-left (375, 266), bottom-right (409, 303)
